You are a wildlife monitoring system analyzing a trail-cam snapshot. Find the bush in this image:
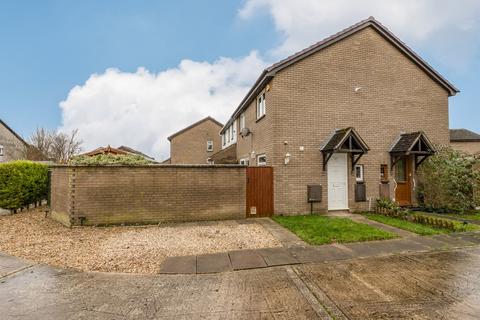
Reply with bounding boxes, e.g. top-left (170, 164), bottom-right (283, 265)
top-left (69, 154), bottom-right (155, 165)
top-left (417, 147), bottom-right (480, 212)
top-left (0, 161), bottom-right (49, 210)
